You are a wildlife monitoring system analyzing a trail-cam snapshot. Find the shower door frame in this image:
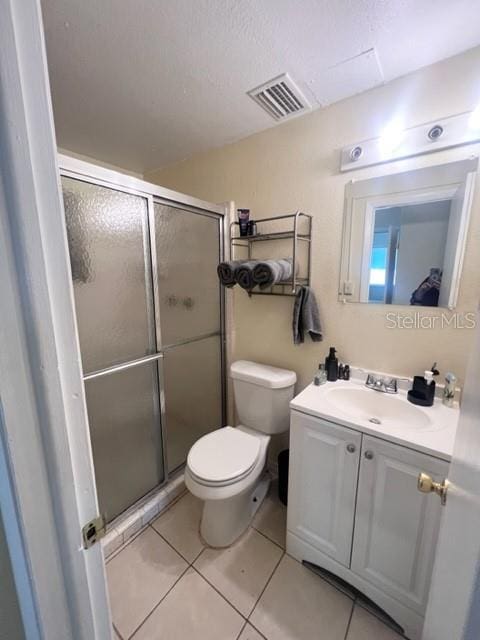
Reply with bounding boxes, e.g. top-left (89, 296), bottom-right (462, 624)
top-left (58, 153), bottom-right (228, 500)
